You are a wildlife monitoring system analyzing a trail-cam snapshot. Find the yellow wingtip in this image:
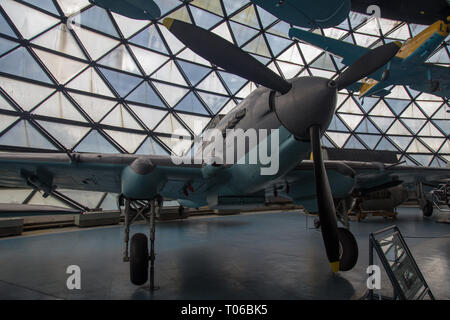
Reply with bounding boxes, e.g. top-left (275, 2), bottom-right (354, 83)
top-left (162, 18), bottom-right (174, 30)
top-left (330, 261), bottom-right (340, 273)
